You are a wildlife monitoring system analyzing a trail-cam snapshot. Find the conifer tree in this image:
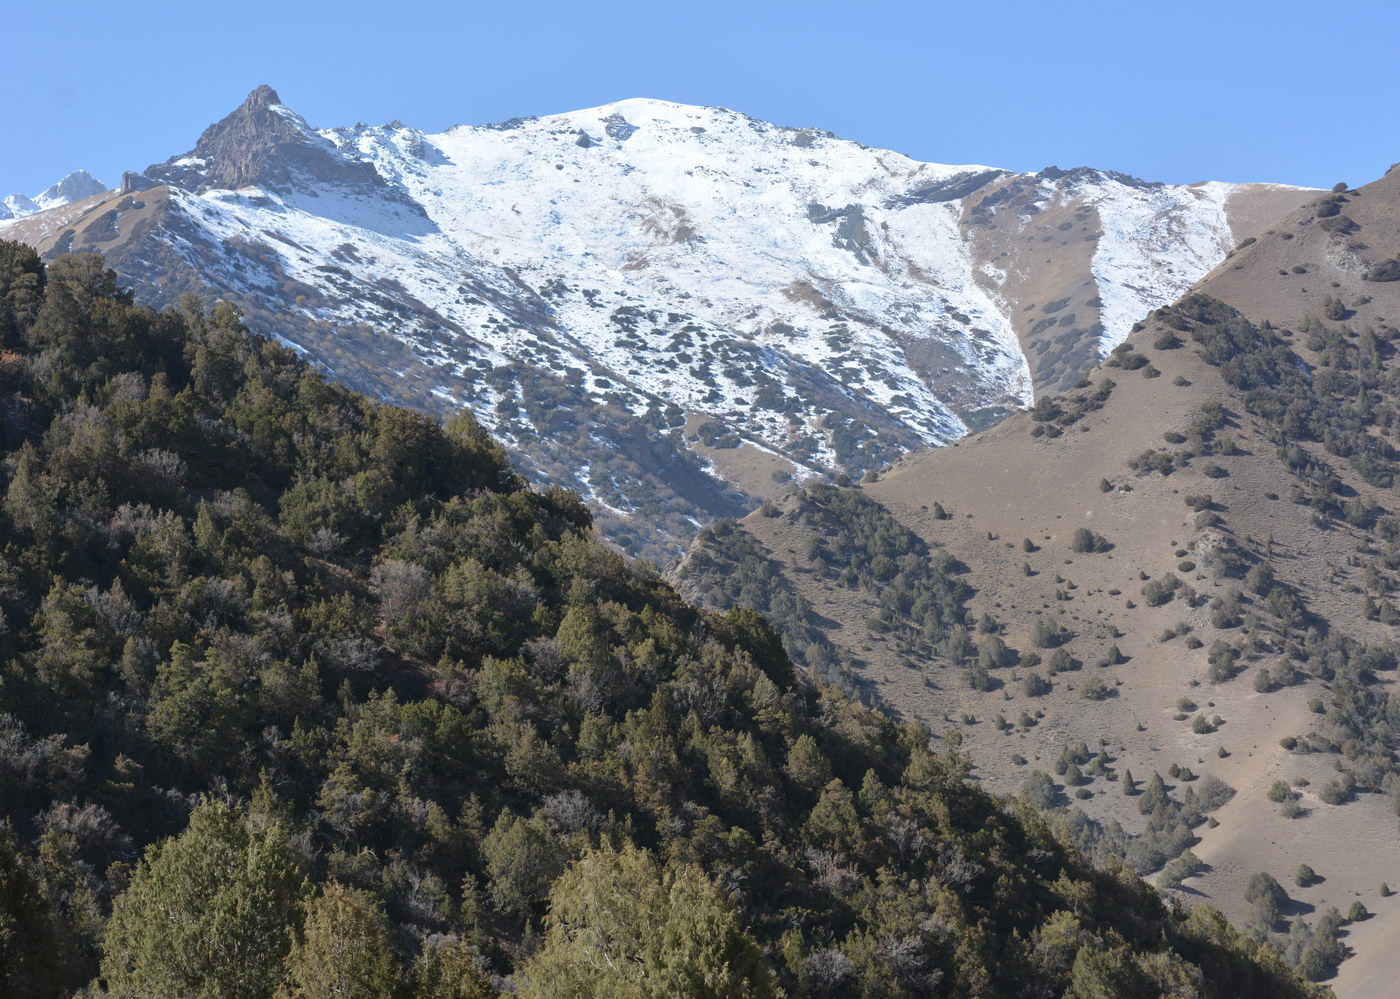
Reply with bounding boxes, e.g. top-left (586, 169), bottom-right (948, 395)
top-left (100, 799), bottom-right (306, 999)
top-left (279, 882), bottom-right (404, 999)
top-left (516, 846), bottom-right (776, 999)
